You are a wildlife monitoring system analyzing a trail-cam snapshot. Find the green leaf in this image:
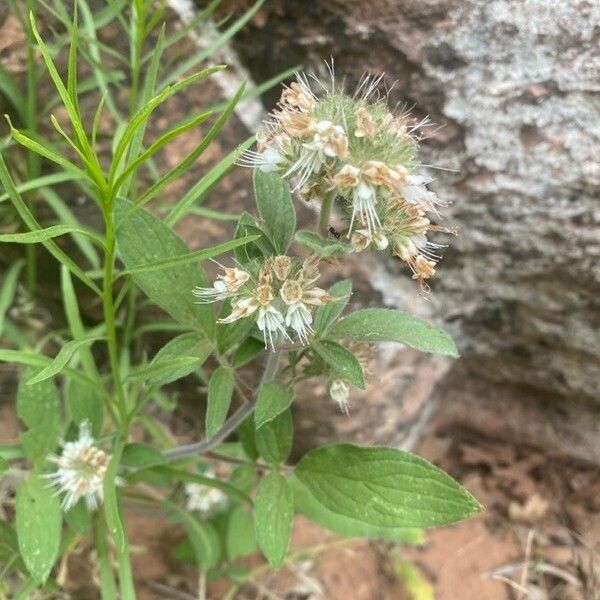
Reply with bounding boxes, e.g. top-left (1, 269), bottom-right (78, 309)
top-left (0, 456), bottom-right (8, 473)
top-left (311, 340), bottom-right (365, 389)
top-left (0, 62), bottom-right (26, 122)
top-left (0, 154), bottom-right (101, 295)
top-left (0, 225), bottom-right (103, 246)
top-left (17, 368), bottom-right (60, 462)
top-left (295, 444), bottom-right (482, 528)
top-left (136, 81), bottom-right (246, 209)
top-left (103, 441), bottom-right (126, 552)
top-left (121, 235), bottom-right (259, 275)
top-left (232, 337), bottom-right (264, 367)
top-left (165, 138), bottom-right (254, 226)
top-left (146, 333), bottom-right (212, 385)
top-left (115, 197), bottom-right (214, 337)
top-left (290, 475), bottom-right (424, 543)
top-left (254, 472), bottom-right (293, 568)
top-left (206, 366), bottom-right (235, 438)
top-left (66, 379), bottom-right (103, 437)
top-left (314, 279), bottom-right (352, 334)
top-left (27, 336), bottom-right (104, 385)
top-left (255, 408), bottom-right (293, 465)
top-left (253, 169), bottom-right (296, 253)
top-left (121, 443), bottom-right (166, 470)
top-left (168, 503), bottom-right (220, 570)
top-left (16, 473), bottom-right (62, 583)
top-left (329, 308), bottom-right (459, 357)
top-left (295, 230), bottom-right (351, 257)
top-left (254, 381), bottom-right (294, 429)
top-left (0, 259), bottom-right (24, 337)
top-left (0, 172), bottom-right (79, 204)
top-left (65, 500), bottom-right (90, 536)
top-left (227, 506), bottom-right (257, 560)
